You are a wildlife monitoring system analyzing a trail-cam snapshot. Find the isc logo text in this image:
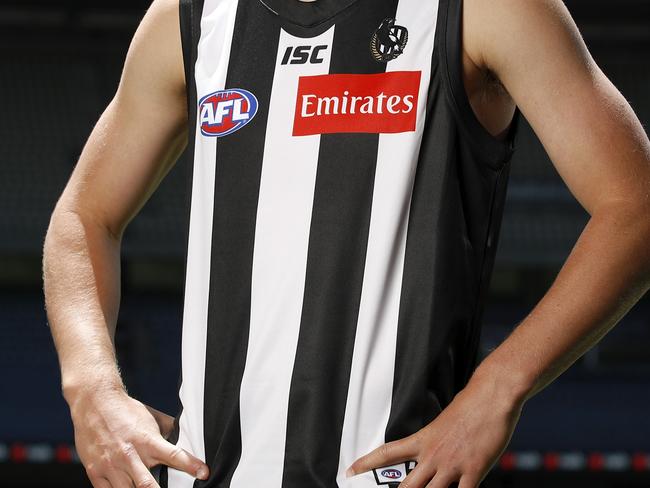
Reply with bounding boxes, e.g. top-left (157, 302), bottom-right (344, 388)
top-left (281, 45), bottom-right (328, 65)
